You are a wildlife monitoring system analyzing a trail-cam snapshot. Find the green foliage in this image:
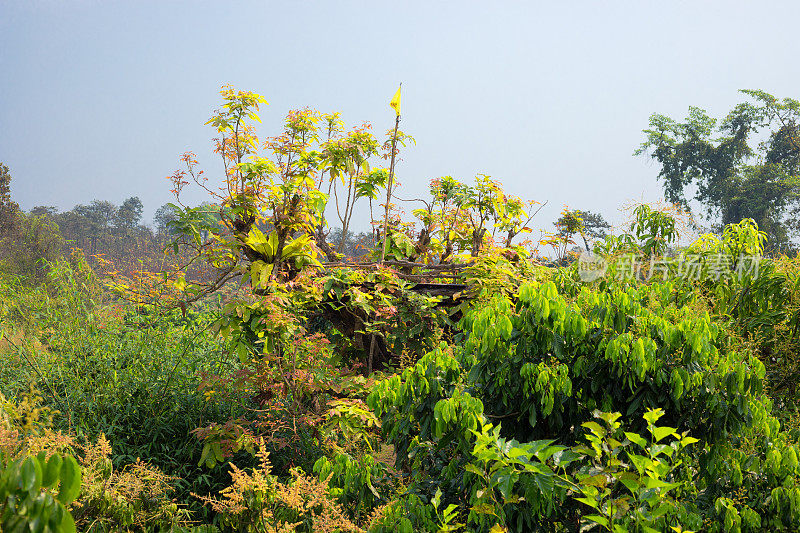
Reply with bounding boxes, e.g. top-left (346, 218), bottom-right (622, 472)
top-left (0, 393), bottom-right (82, 532)
top-left (316, 266), bottom-right (450, 366)
top-left (0, 210), bottom-right (65, 283)
top-left (678, 219), bottom-right (800, 400)
top-left (467, 408), bottom-right (703, 532)
top-left (7, 88), bottom-right (800, 533)
top-left (630, 204), bottom-right (678, 257)
top-left (0, 258), bottom-right (239, 521)
top-left (313, 451), bottom-right (392, 520)
top-left (541, 208), bottom-right (584, 262)
top-left (1, 390), bottom-right (195, 531)
top-left (0, 451), bottom-right (80, 533)
top-left (430, 488), bottom-right (465, 532)
top-left (409, 174), bottom-right (538, 262)
top-left (115, 197), bottom-right (144, 230)
top-left (0, 162), bottom-right (20, 240)
top-left (568, 409), bottom-right (700, 532)
top-left (369, 260), bottom-right (800, 530)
